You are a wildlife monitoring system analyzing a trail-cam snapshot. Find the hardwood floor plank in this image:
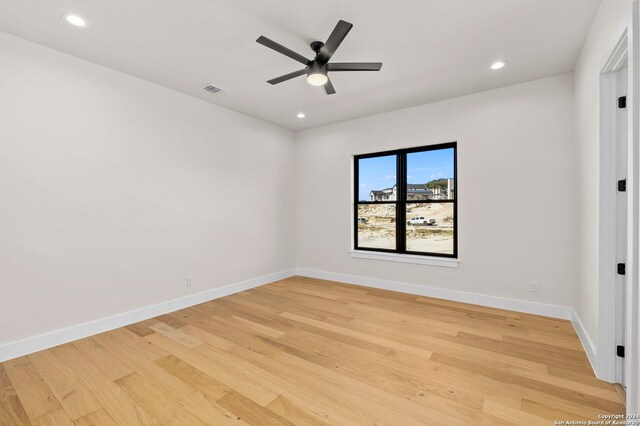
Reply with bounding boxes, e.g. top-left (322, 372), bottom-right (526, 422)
top-left (187, 317), bottom-right (283, 358)
top-left (92, 331), bottom-right (197, 402)
top-left (436, 331), bottom-right (594, 375)
top-left (107, 328), bottom-right (168, 362)
top-left (177, 392), bottom-right (248, 425)
top-left (155, 354), bottom-right (232, 400)
top-left (431, 352), bottom-right (624, 413)
top-left (150, 332), bottom-right (381, 425)
top-left (125, 320), bottom-right (158, 338)
top-left (73, 409), bottom-right (117, 426)
top-left (502, 335), bottom-right (588, 361)
top-left (152, 314), bottom-right (187, 329)
top-left (547, 365), bottom-right (613, 388)
top-left (3, 356), bottom-right (62, 420)
top-left (231, 315), bottom-right (285, 339)
top-left (208, 335), bottom-right (444, 426)
top-left (31, 408), bottom-right (74, 426)
top-left (50, 344), bottom-right (159, 425)
top-left (217, 392), bottom-right (294, 426)
top-left (280, 311), bottom-right (433, 358)
top-left (0, 364), bottom-right (11, 388)
top-left (145, 332), bottom-right (279, 406)
top-left (414, 296), bottom-right (521, 318)
top-left (273, 330), bottom-right (489, 416)
top-left (483, 399), bottom-right (549, 425)
top-left (72, 338), bottom-right (134, 382)
top-left (520, 398), bottom-right (590, 422)
top-left (0, 383), bottom-right (31, 425)
top-left (115, 373), bottom-right (204, 425)
top-left (178, 324), bottom-right (237, 351)
top-left (217, 348), bottom-right (390, 425)
top-left (273, 315), bottom-right (393, 355)
top-left (148, 322), bottom-right (203, 348)
top-left (517, 390), bottom-right (608, 419)
top-left (505, 364), bottom-right (619, 402)
top-left (269, 351), bottom-right (458, 426)
top-left (338, 314), bottom-right (550, 373)
top-left (266, 395), bottom-right (332, 426)
top-left (28, 350), bottom-right (102, 420)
